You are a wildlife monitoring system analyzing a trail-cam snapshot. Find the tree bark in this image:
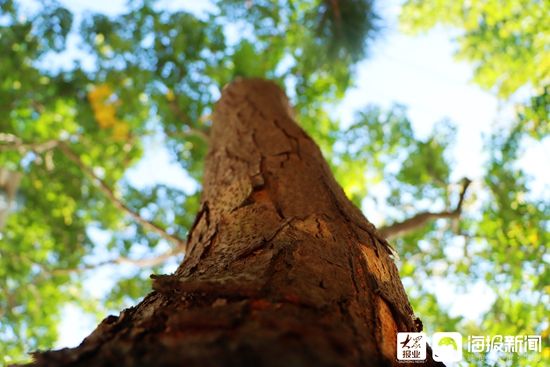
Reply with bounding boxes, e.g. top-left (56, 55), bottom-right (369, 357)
top-left (28, 79), bottom-right (443, 367)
